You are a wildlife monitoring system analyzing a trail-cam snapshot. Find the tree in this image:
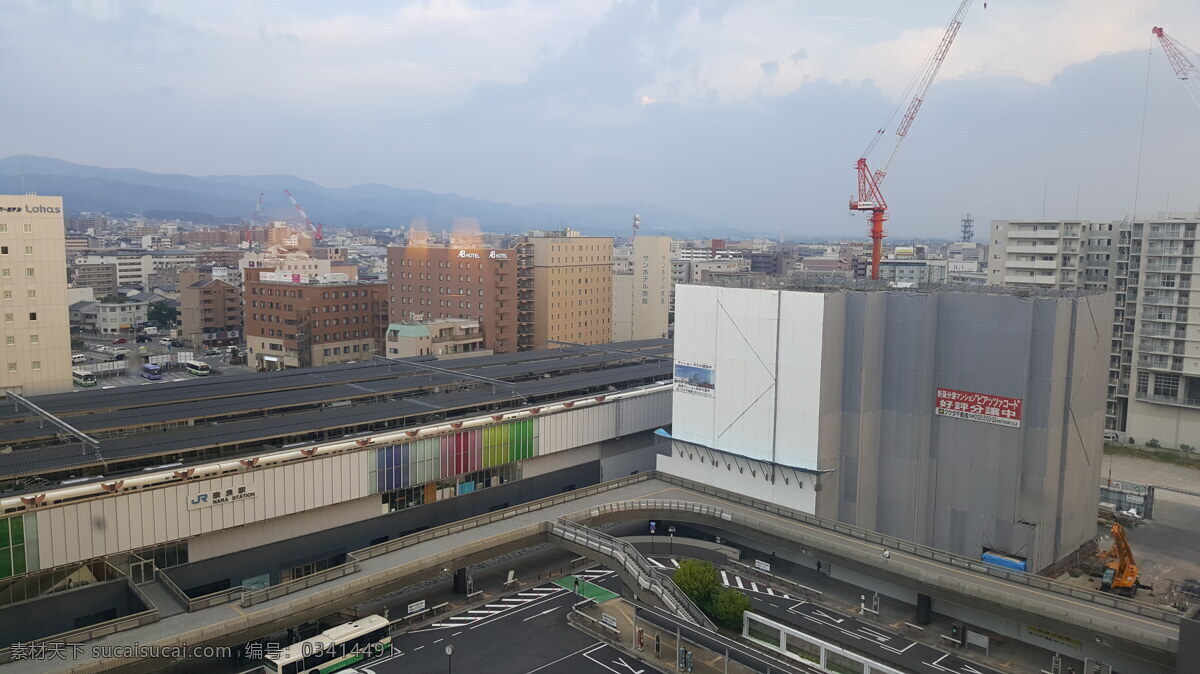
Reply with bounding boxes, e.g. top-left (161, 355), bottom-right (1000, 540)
top-left (709, 587), bottom-right (751, 630)
top-left (148, 301), bottom-right (178, 327)
top-left (673, 559), bottom-right (721, 608)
